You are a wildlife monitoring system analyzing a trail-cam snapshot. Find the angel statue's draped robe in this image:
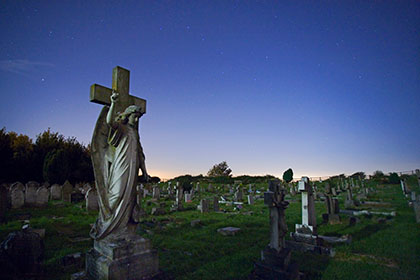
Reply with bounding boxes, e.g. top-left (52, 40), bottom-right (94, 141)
top-left (90, 106), bottom-right (143, 240)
